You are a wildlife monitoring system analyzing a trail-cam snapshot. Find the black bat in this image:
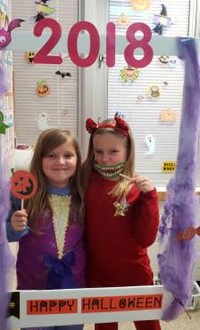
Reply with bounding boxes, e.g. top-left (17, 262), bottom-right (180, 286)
top-left (55, 71), bottom-right (72, 78)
